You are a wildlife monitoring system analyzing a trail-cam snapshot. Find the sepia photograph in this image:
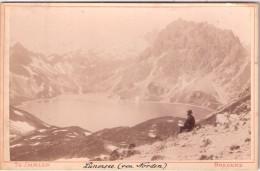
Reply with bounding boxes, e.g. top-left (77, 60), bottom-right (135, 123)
top-left (0, 3), bottom-right (258, 170)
